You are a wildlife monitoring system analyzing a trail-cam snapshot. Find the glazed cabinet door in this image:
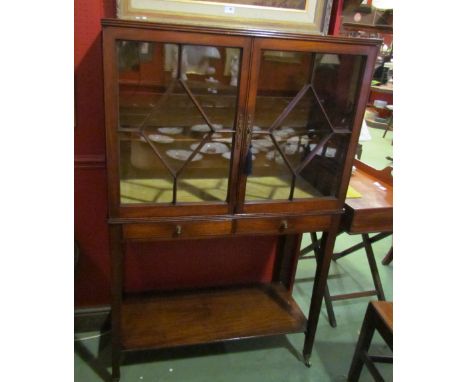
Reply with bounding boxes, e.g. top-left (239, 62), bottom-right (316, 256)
top-left (103, 27), bottom-right (252, 218)
top-left (237, 37), bottom-right (376, 214)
